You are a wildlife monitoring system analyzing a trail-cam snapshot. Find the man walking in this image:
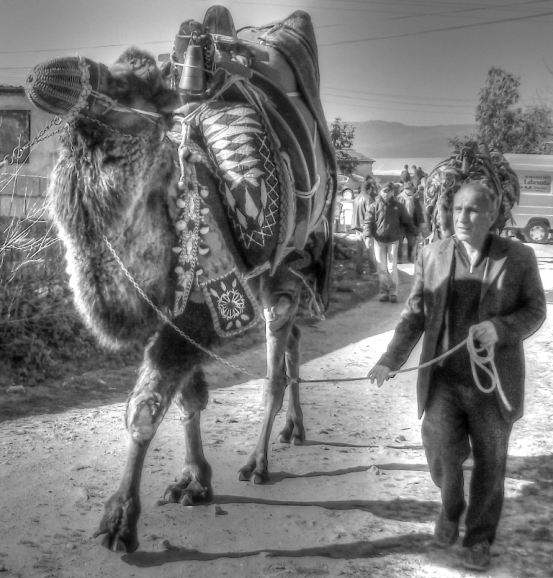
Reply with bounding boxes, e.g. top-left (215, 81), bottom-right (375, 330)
top-left (396, 181), bottom-right (426, 262)
top-left (351, 177), bottom-right (378, 275)
top-left (367, 183), bottom-right (546, 571)
top-left (363, 182), bottom-right (416, 302)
